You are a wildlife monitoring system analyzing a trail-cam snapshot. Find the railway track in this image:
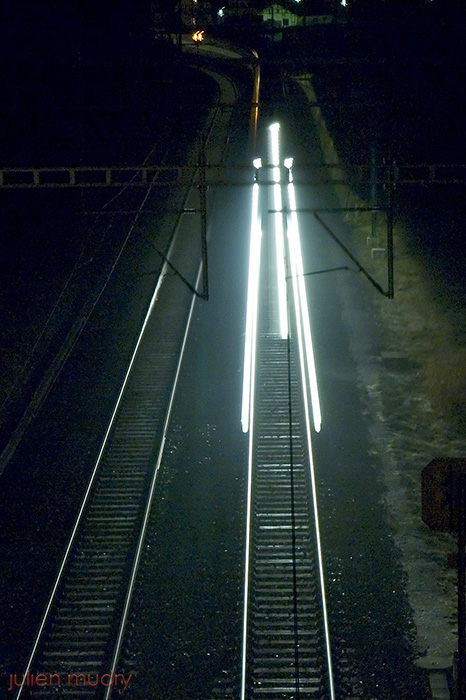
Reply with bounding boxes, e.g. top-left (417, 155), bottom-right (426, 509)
top-left (8, 65), bottom-right (238, 700)
top-left (13, 235), bottom-right (201, 700)
top-left (247, 333), bottom-right (331, 698)
top-left (241, 234), bottom-right (335, 699)
top-left (240, 125), bottom-right (352, 699)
